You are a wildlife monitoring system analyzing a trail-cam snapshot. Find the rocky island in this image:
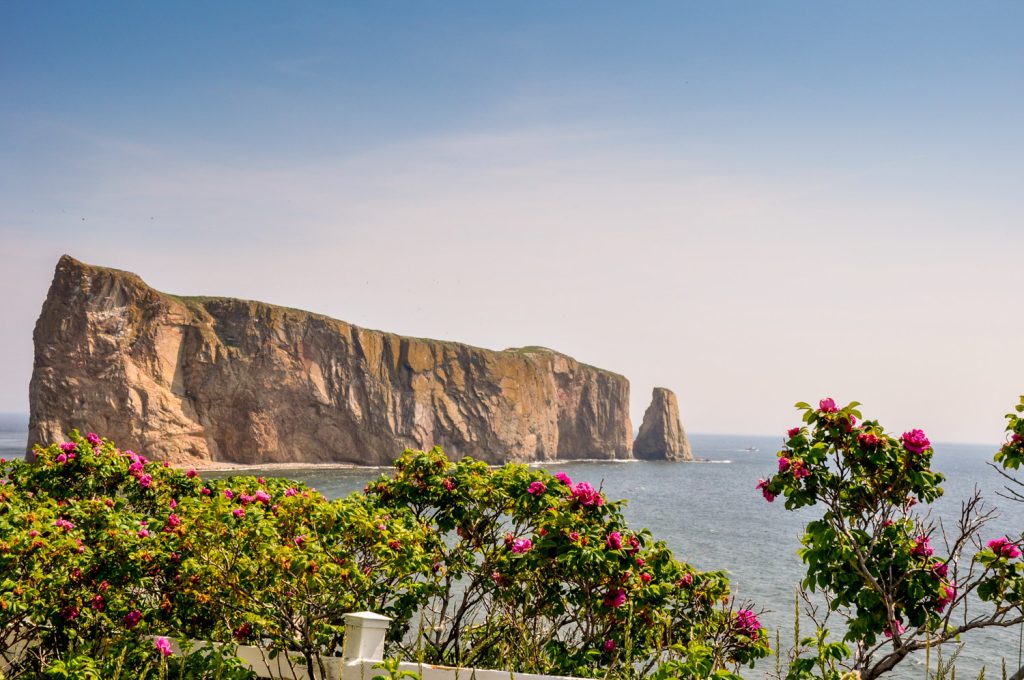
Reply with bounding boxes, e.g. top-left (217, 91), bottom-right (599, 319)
top-left (29, 256), bottom-right (691, 466)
